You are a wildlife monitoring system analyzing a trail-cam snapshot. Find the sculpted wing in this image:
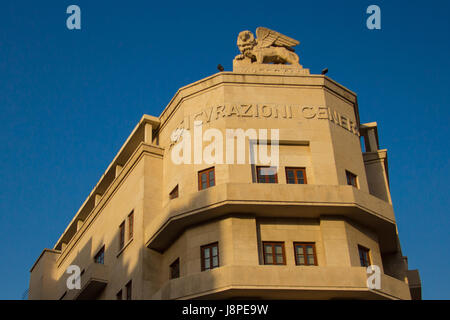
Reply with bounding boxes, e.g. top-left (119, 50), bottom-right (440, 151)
top-left (256, 27), bottom-right (299, 48)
